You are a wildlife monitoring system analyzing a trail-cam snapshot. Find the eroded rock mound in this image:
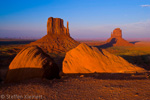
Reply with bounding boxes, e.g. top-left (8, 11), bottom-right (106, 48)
top-left (5, 46), bottom-right (60, 82)
top-left (104, 28), bottom-right (133, 47)
top-left (29, 17), bottom-right (79, 53)
top-left (63, 43), bottom-right (145, 73)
